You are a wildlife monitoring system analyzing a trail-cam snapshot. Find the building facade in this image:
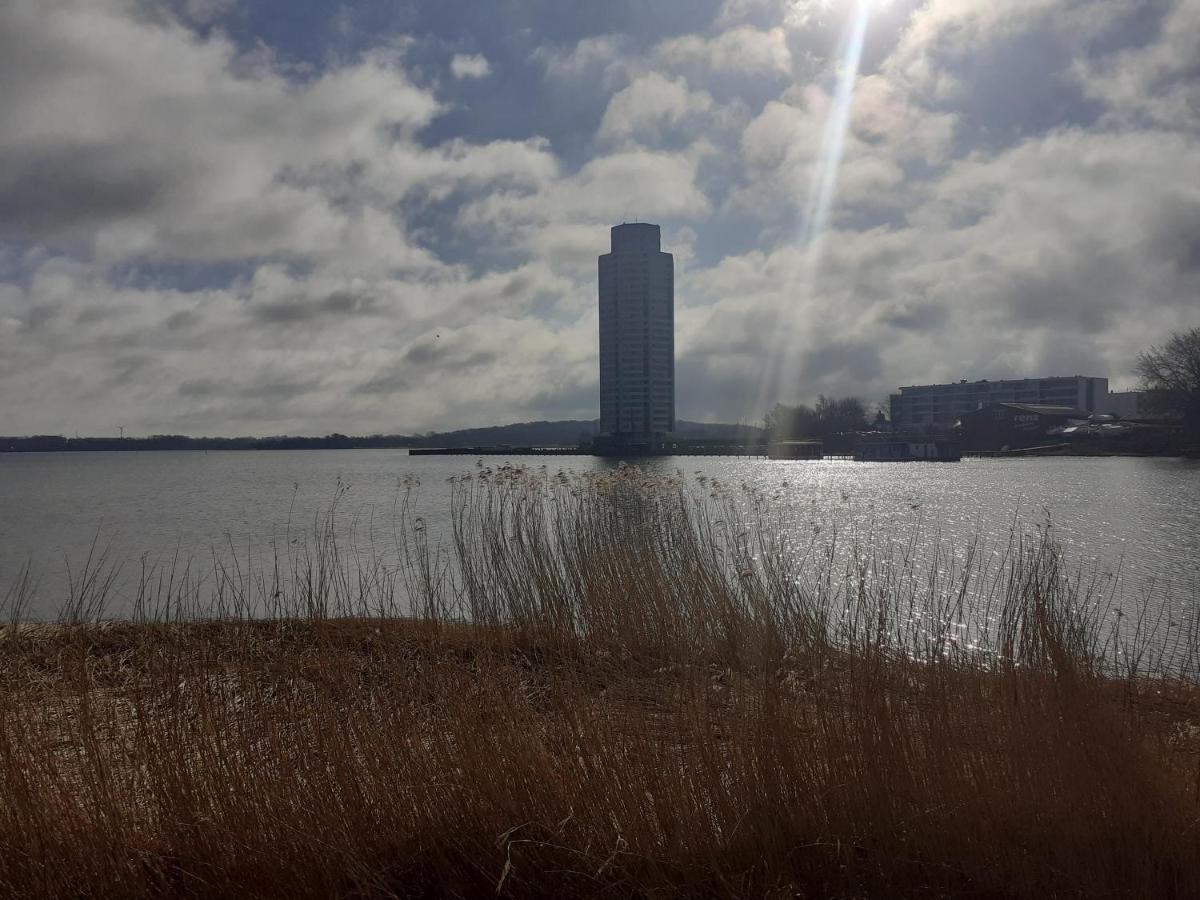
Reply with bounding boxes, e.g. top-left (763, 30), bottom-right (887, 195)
top-left (958, 403), bottom-right (1085, 451)
top-left (598, 223), bottom-right (674, 437)
top-left (1101, 390), bottom-right (1148, 418)
top-left (889, 376), bottom-right (1109, 432)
